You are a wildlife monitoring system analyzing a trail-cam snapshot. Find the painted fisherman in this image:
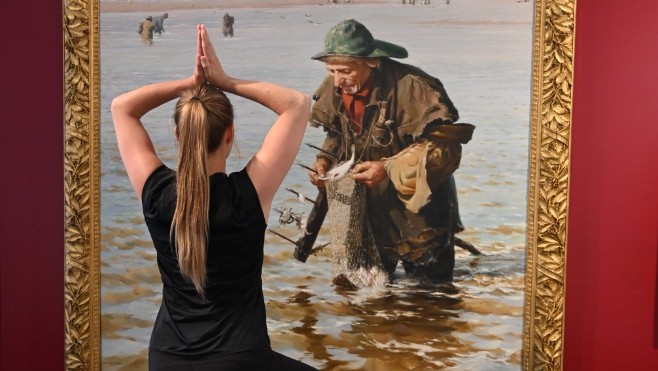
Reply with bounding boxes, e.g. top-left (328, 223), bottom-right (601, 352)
top-left (152, 12), bottom-right (169, 35)
top-left (308, 19), bottom-right (475, 282)
top-left (137, 16), bottom-right (155, 44)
